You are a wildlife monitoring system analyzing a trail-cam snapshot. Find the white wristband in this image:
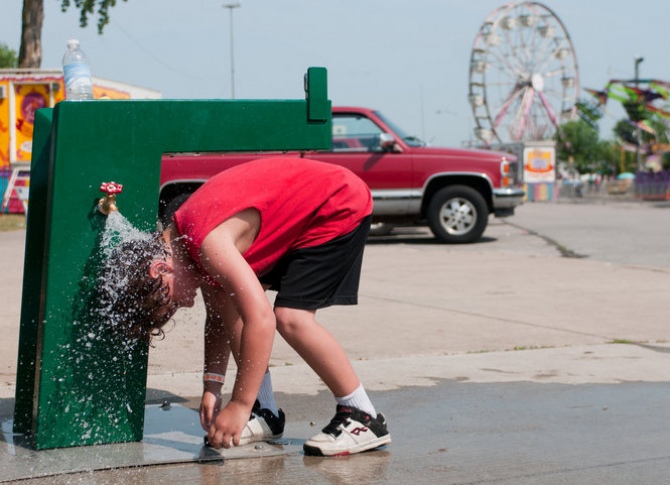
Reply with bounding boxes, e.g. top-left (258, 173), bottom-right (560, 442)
top-left (203, 372), bottom-right (225, 384)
